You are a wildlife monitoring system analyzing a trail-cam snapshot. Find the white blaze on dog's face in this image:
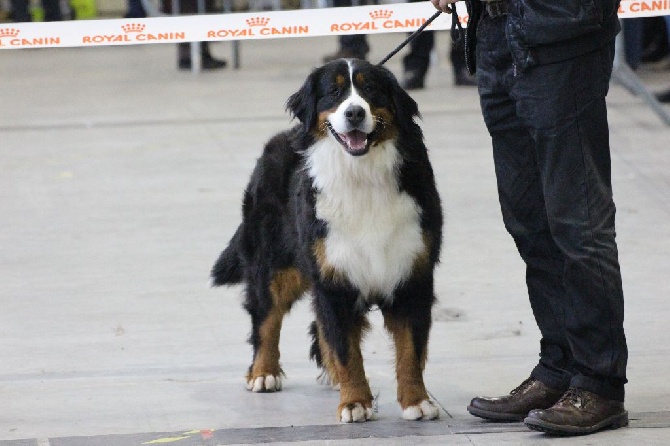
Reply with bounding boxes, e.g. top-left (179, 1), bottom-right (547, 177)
top-left (287, 58), bottom-right (403, 157)
top-left (325, 61), bottom-right (376, 156)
